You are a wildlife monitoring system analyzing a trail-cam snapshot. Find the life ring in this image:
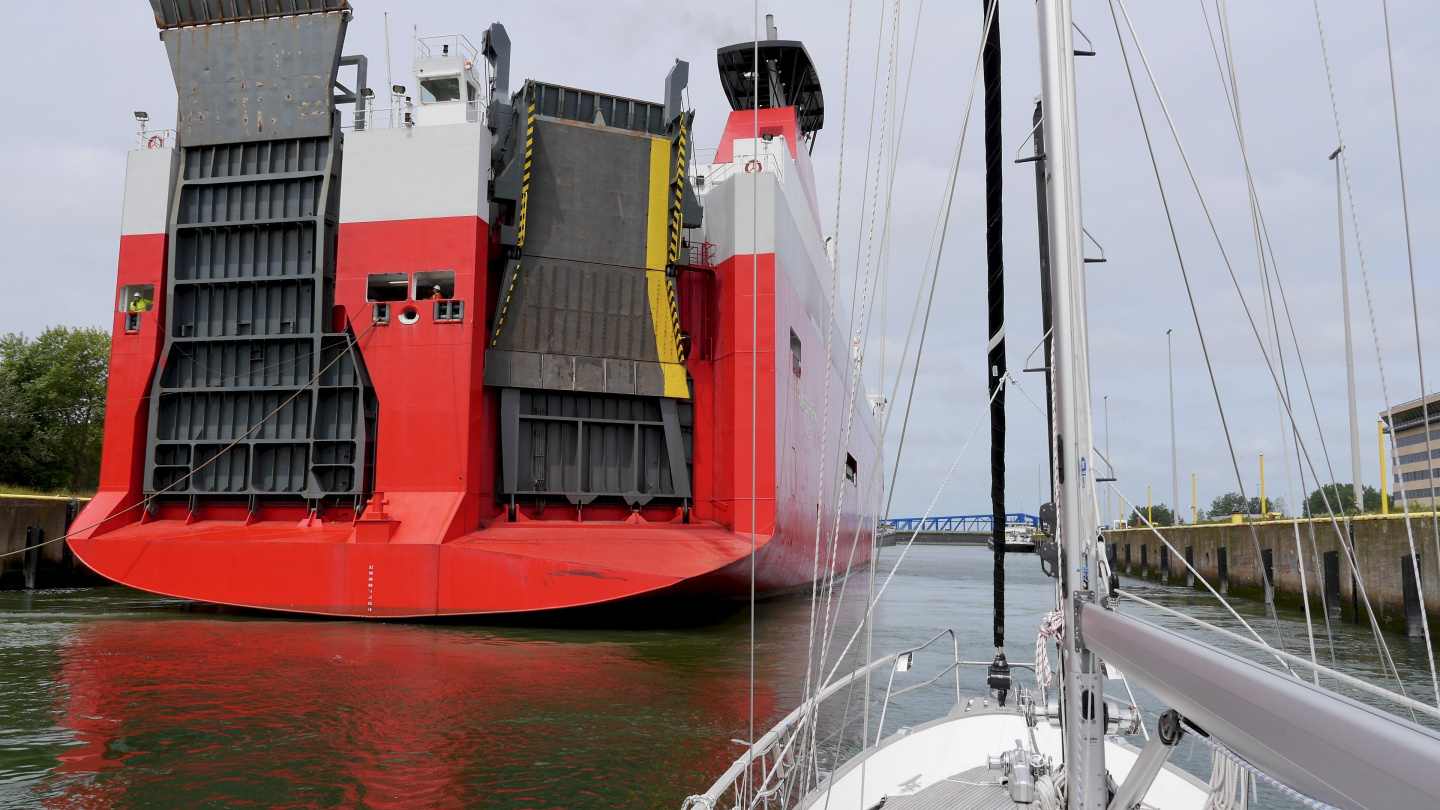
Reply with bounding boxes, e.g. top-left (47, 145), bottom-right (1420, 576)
top-left (744, 159), bottom-right (763, 173)
top-left (147, 135), bottom-right (164, 149)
